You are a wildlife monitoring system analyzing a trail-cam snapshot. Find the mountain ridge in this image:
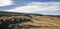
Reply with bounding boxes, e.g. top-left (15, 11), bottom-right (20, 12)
top-left (0, 11), bottom-right (43, 16)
